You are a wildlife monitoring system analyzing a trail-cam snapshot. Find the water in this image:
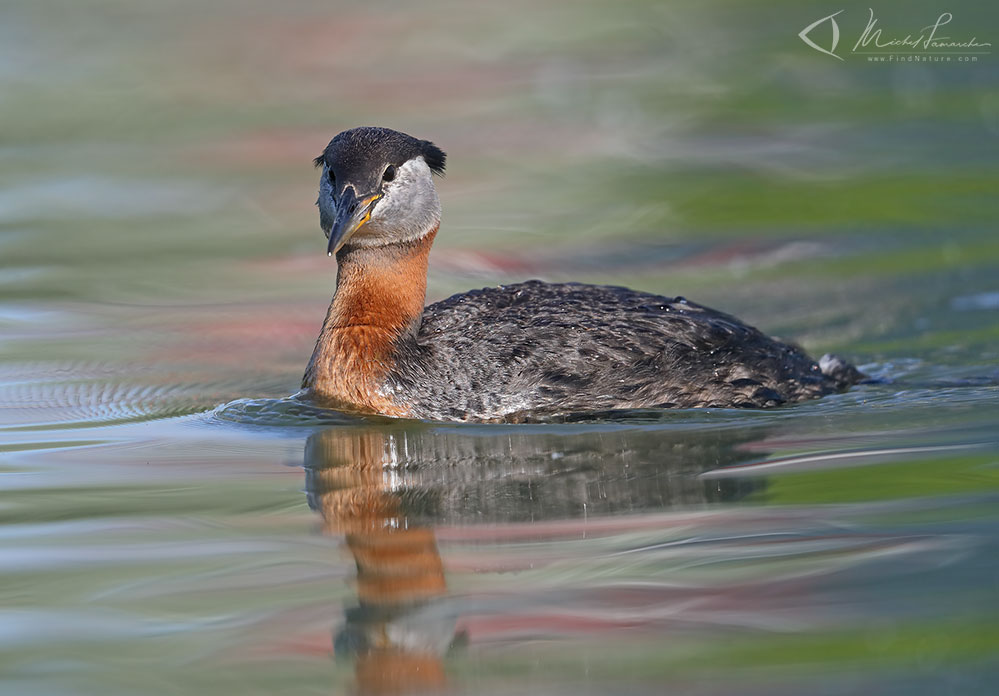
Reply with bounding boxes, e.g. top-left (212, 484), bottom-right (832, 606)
top-left (2, 0), bottom-right (998, 694)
